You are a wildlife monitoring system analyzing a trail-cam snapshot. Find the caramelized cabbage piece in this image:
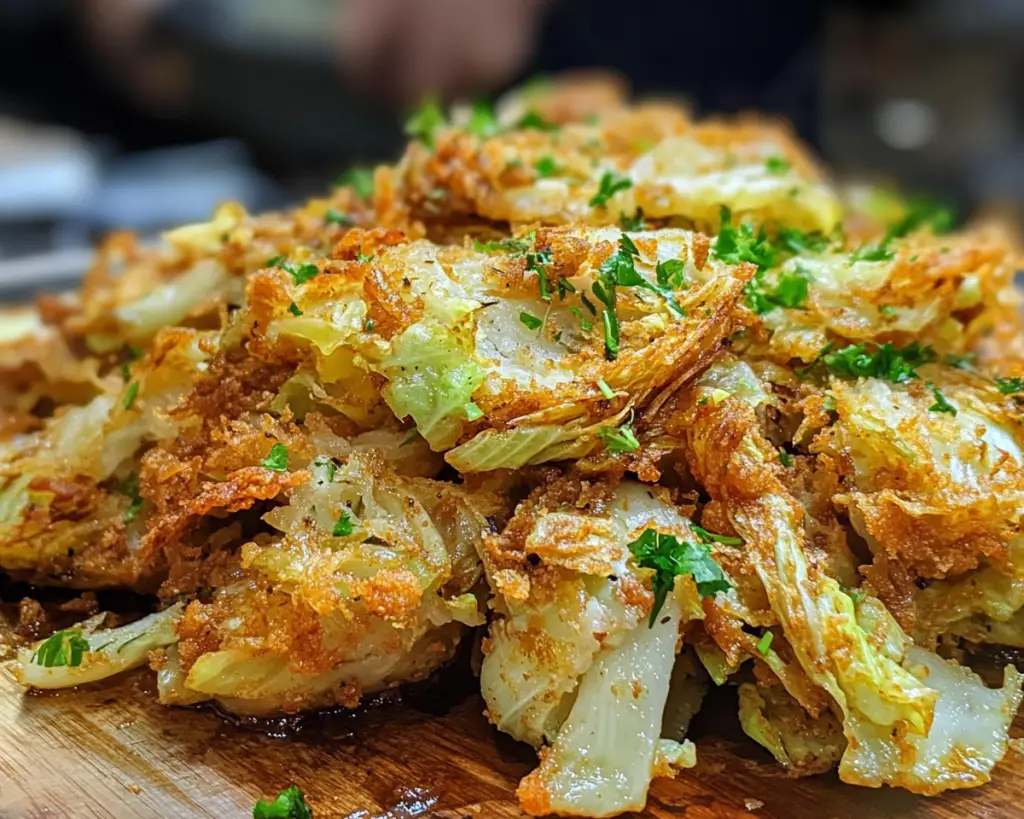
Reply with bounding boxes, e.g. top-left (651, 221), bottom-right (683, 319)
top-left (382, 107), bottom-right (841, 234)
top-left (14, 604), bottom-right (182, 689)
top-left (157, 453), bottom-right (505, 715)
top-left (256, 225), bottom-right (753, 470)
top-left (681, 364), bottom-right (1022, 793)
top-left (481, 475), bottom-right (714, 816)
